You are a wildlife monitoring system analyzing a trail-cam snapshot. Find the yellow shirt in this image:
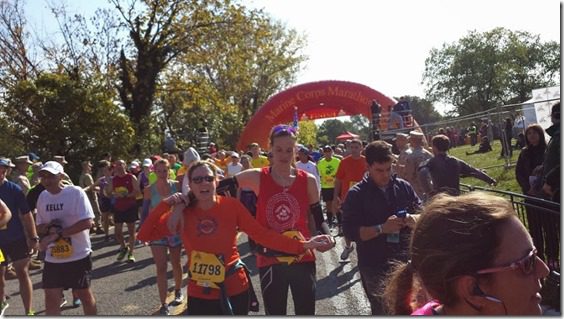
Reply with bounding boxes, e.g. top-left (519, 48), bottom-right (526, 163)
top-left (251, 155), bottom-right (269, 169)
